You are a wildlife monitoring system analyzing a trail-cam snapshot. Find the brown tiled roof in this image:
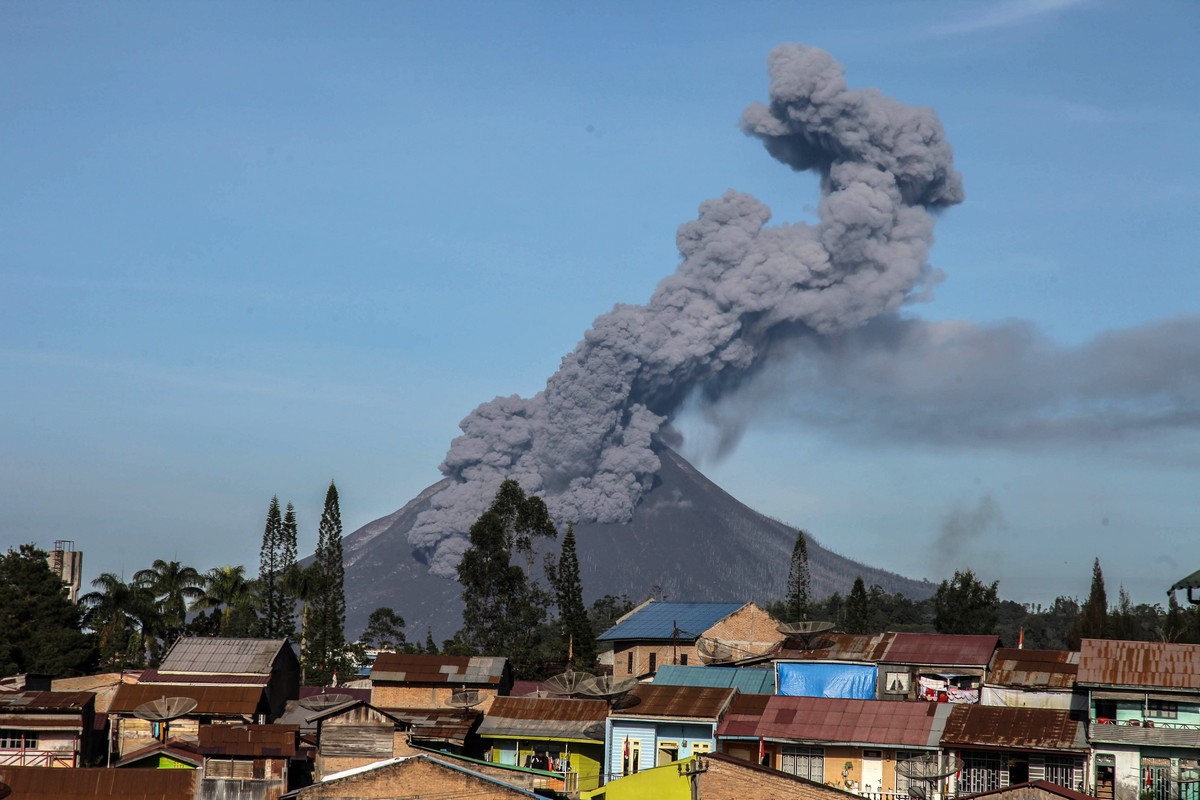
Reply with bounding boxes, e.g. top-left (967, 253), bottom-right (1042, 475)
top-left (1077, 639), bottom-right (1200, 691)
top-left (941, 705), bottom-right (1087, 752)
top-left (109, 683), bottom-right (264, 716)
top-left (198, 723), bottom-right (297, 757)
top-left (0, 766), bottom-right (196, 799)
top-left (718, 696), bottom-right (949, 747)
top-left (477, 697), bottom-right (608, 741)
top-left (0, 690), bottom-right (94, 712)
top-left (883, 633), bottom-right (999, 667)
top-left (619, 684), bottom-right (735, 720)
top-left (987, 649), bottom-right (1079, 690)
top-left (371, 653), bottom-right (508, 686)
